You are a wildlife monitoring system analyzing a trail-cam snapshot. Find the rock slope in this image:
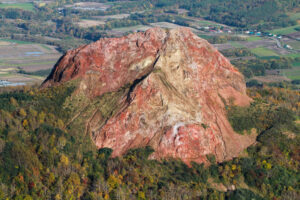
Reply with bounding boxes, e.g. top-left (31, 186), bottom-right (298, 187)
top-left (43, 27), bottom-right (255, 164)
